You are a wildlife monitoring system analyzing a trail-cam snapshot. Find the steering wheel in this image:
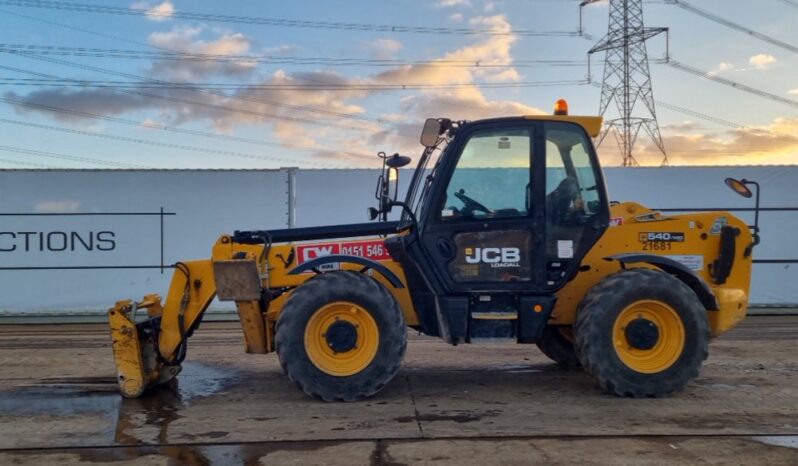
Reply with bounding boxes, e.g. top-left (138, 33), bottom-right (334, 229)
top-left (454, 188), bottom-right (492, 217)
